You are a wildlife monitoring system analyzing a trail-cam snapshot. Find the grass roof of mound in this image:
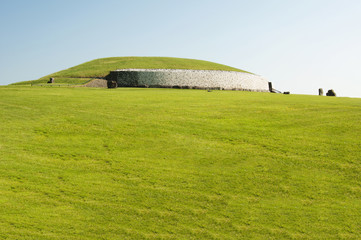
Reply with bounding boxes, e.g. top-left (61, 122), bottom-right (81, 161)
top-left (38, 57), bottom-right (251, 80)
